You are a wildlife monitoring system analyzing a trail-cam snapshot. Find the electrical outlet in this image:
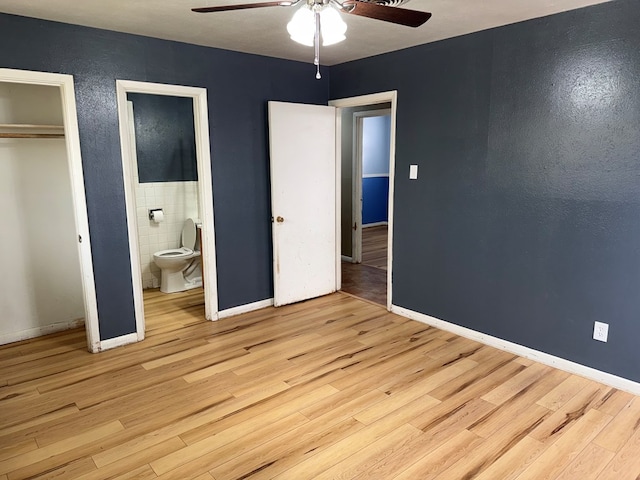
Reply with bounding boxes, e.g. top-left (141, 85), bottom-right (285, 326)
top-left (593, 321), bottom-right (609, 342)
